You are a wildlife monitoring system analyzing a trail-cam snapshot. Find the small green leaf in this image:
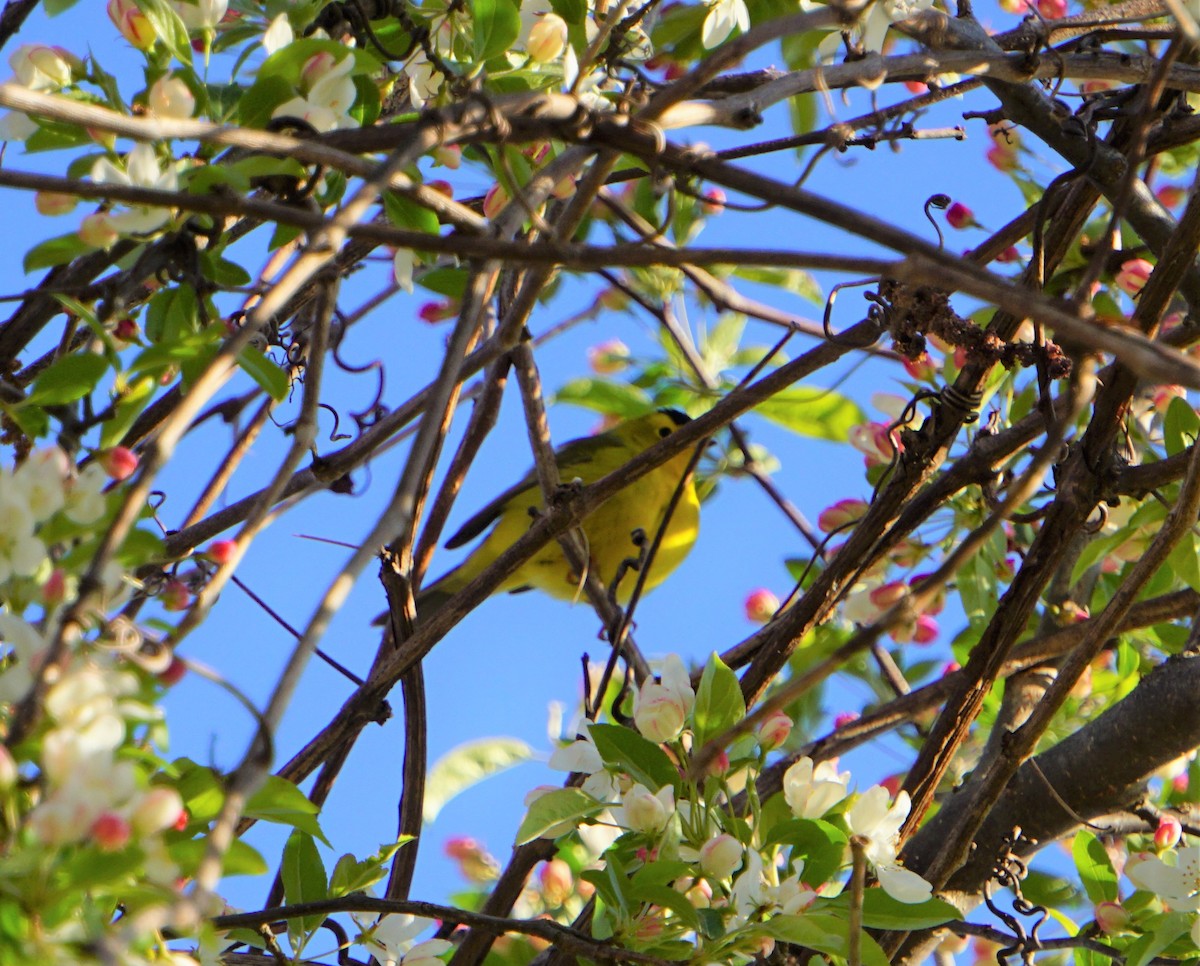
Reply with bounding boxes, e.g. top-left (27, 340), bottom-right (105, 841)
top-left (25, 353), bottom-right (108, 405)
top-left (245, 775), bottom-right (329, 845)
top-left (514, 787), bottom-right (601, 844)
top-left (236, 346), bottom-right (289, 401)
top-left (764, 818), bottom-right (847, 888)
top-left (554, 379), bottom-right (653, 419)
top-left (693, 652), bottom-right (745, 746)
top-left (767, 913), bottom-right (888, 966)
top-left (383, 191), bottom-right (441, 235)
top-left (137, 0), bottom-right (194, 63)
top-left (470, 0), bottom-right (521, 61)
top-left (588, 723), bottom-right (679, 791)
top-left (1072, 830), bottom-right (1118, 904)
top-left (1126, 912), bottom-right (1192, 966)
top-left (1164, 396), bottom-right (1200, 456)
top-left (819, 890), bottom-right (960, 930)
top-left (329, 839), bottom-right (409, 897)
top-left (755, 387), bottom-right (866, 442)
top-left (24, 233), bottom-right (91, 273)
top-left (281, 830), bottom-right (328, 947)
top-left (423, 737), bottom-right (534, 822)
